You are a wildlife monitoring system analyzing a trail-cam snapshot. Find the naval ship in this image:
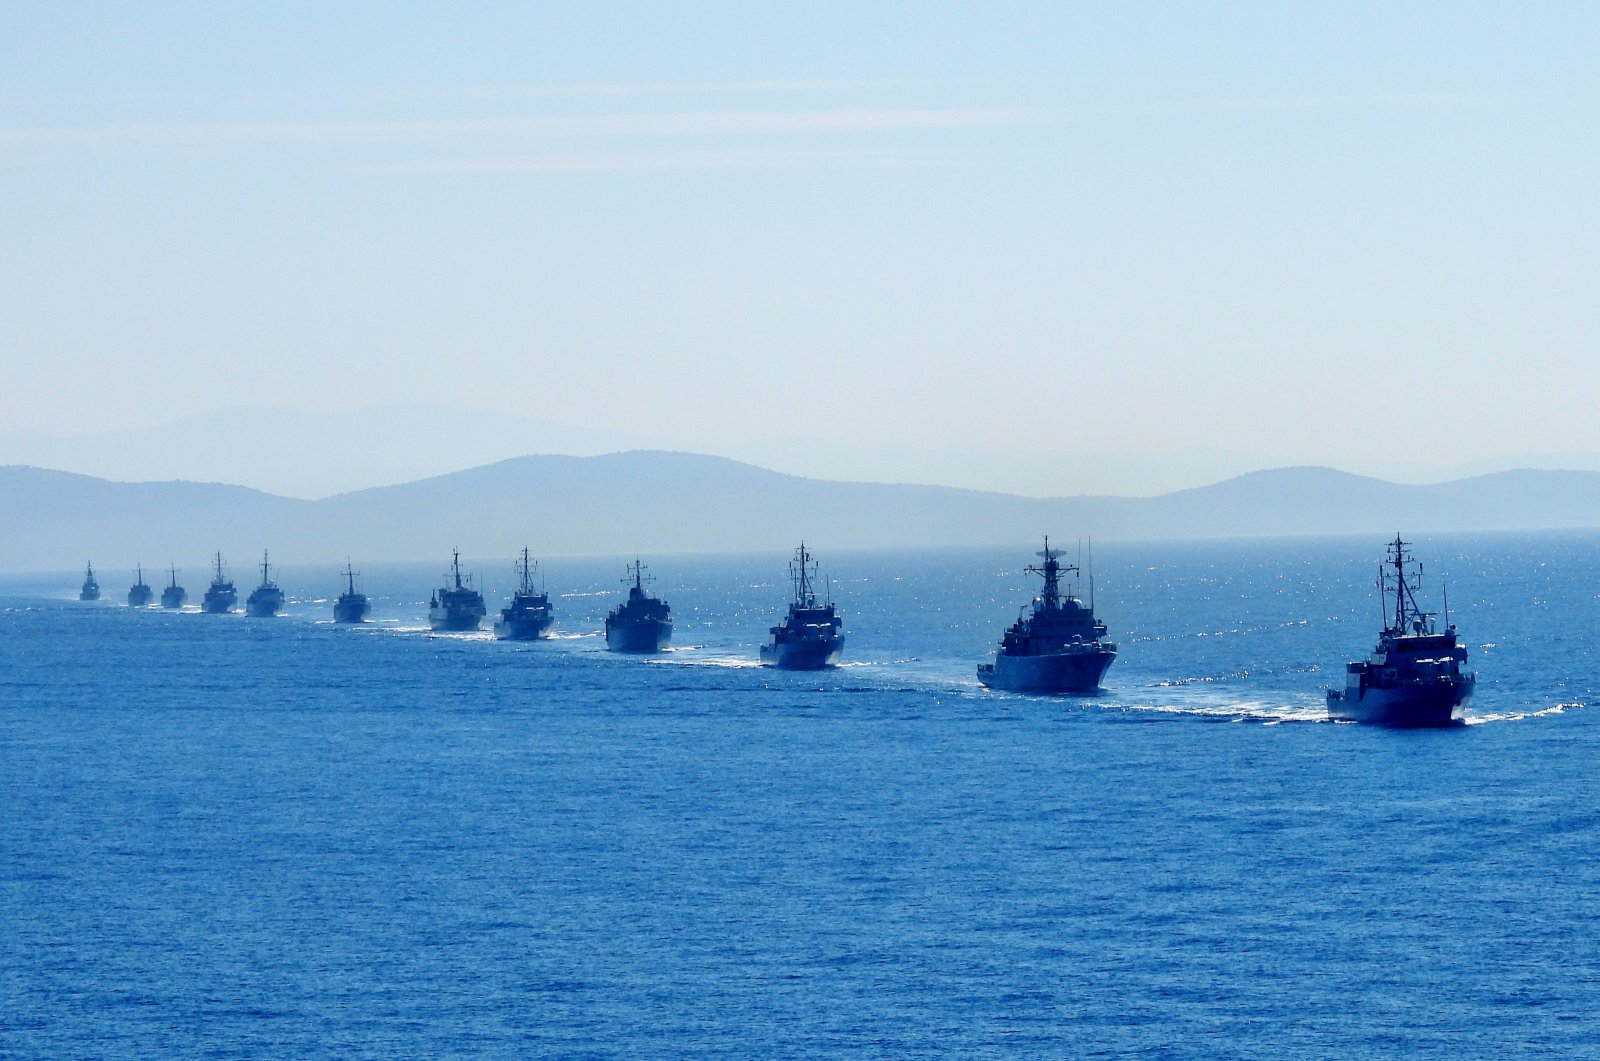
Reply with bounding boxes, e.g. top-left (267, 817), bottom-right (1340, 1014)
top-left (977, 537), bottom-right (1117, 693)
top-left (493, 547), bottom-right (554, 640)
top-left (127, 564), bottom-right (154, 607)
top-left (201, 553), bottom-right (238, 614)
top-left (245, 551), bottom-right (285, 617)
top-left (429, 550), bottom-right (486, 632)
top-left (79, 562), bottom-right (100, 601)
top-left (1326, 535), bottom-right (1475, 727)
top-left (605, 559), bottom-right (671, 652)
top-left (333, 562), bottom-right (370, 623)
top-left (161, 564), bottom-right (187, 609)
top-left (760, 543), bottom-right (843, 669)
